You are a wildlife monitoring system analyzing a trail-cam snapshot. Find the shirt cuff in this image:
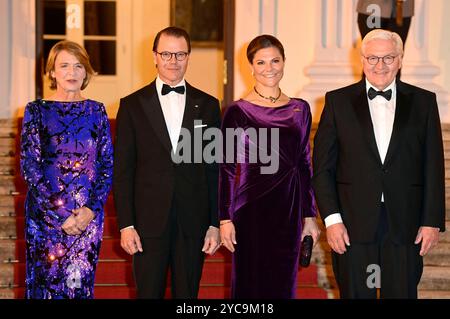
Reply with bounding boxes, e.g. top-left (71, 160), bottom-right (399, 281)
top-left (120, 225), bottom-right (134, 232)
top-left (324, 213), bottom-right (343, 228)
